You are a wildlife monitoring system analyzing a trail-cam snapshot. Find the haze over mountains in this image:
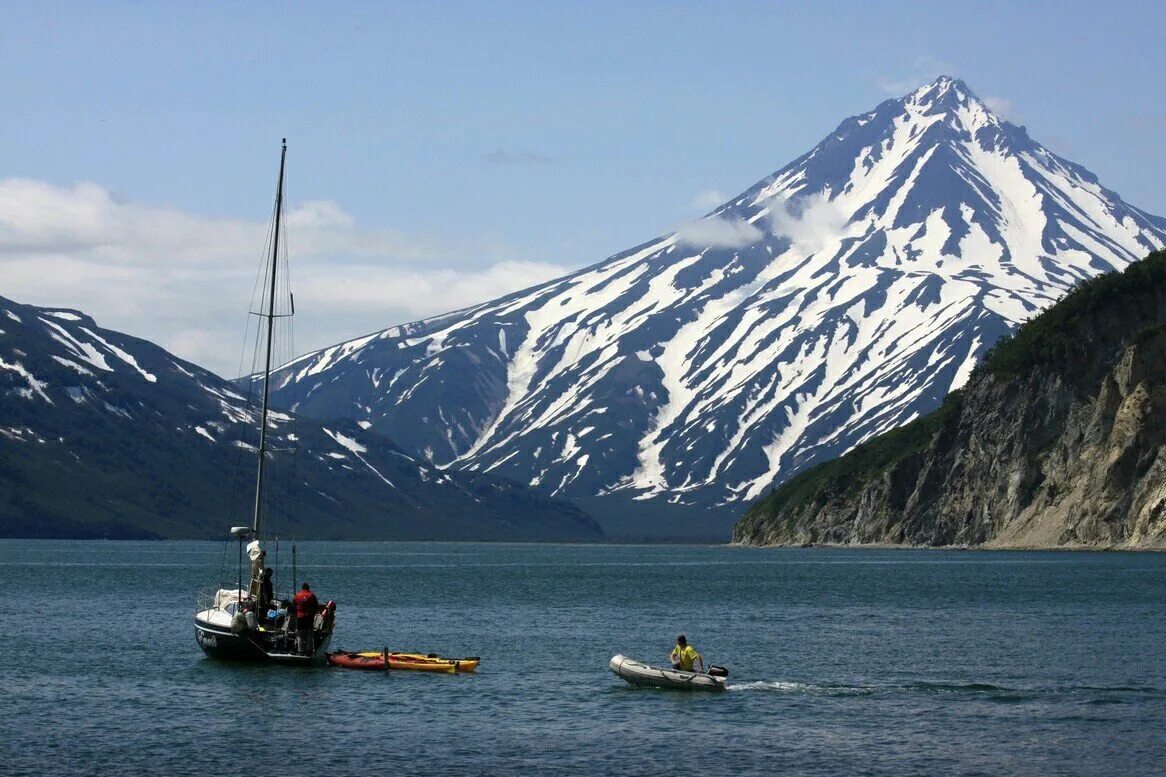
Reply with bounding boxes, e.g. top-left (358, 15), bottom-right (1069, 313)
top-left (256, 77), bottom-right (1166, 535)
